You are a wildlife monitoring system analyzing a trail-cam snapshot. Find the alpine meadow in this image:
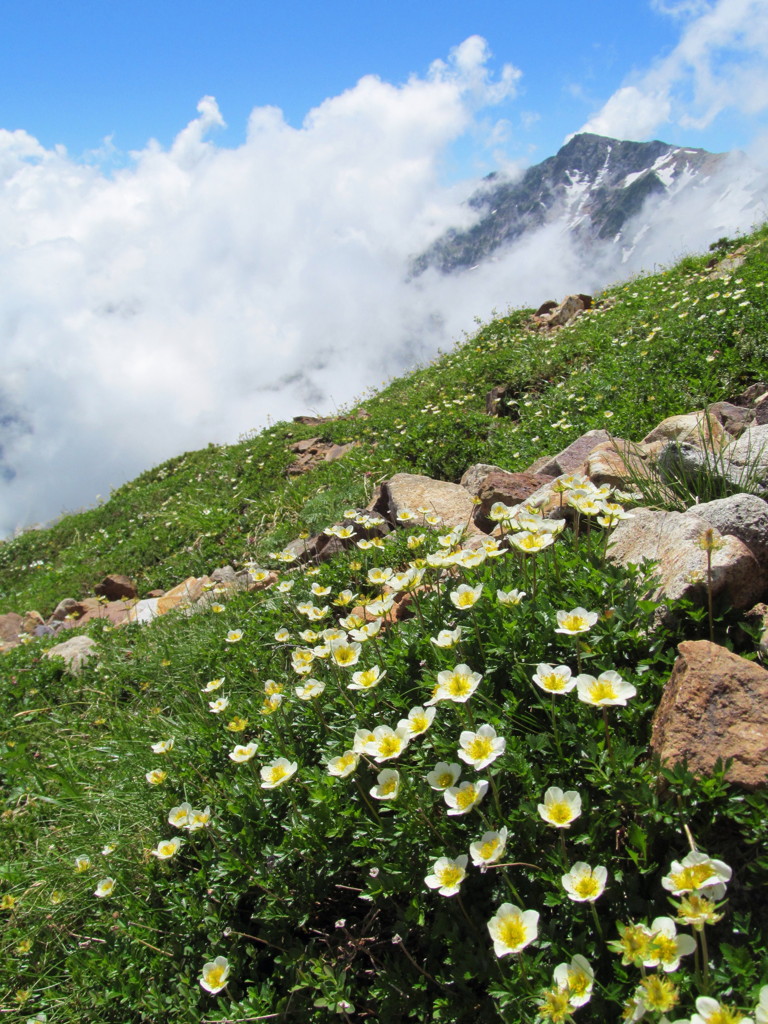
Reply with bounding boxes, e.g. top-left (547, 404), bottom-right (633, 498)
top-left (2, 226), bottom-right (768, 1024)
